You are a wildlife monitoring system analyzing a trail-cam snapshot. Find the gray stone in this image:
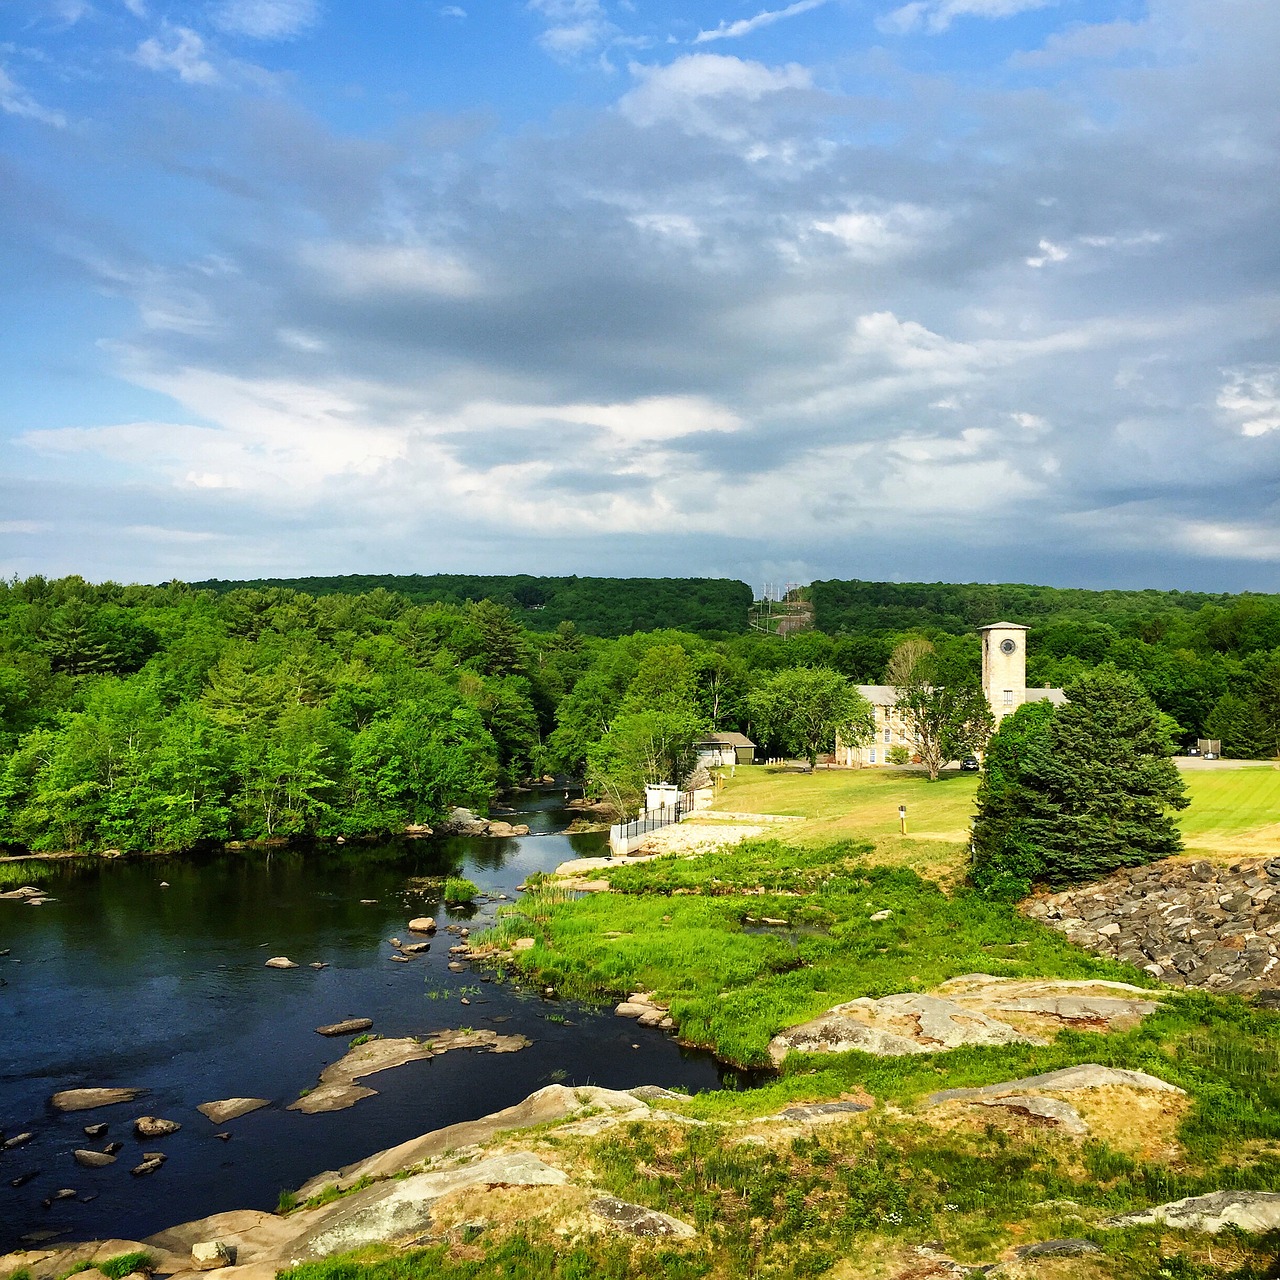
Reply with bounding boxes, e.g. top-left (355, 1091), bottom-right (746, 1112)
top-left (1106, 1190), bottom-right (1280, 1233)
top-left (589, 1197), bottom-right (696, 1239)
top-left (1014, 1239), bottom-right (1101, 1258)
top-left (191, 1241), bottom-right (237, 1270)
top-left (776, 1101), bottom-right (872, 1122)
